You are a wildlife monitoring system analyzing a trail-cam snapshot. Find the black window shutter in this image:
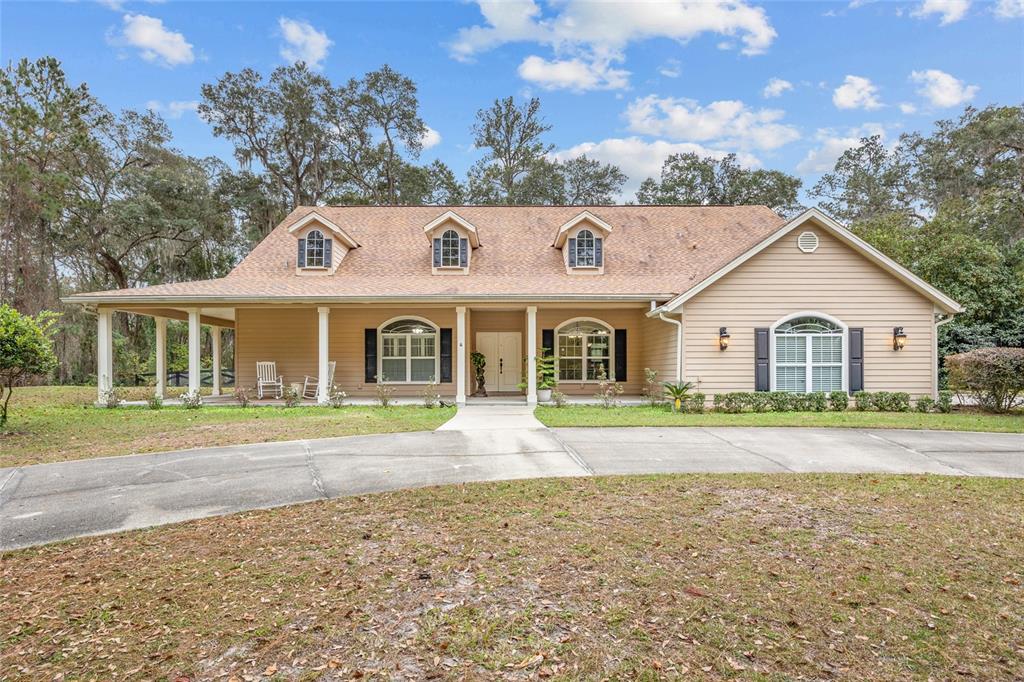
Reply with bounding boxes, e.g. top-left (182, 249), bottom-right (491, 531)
top-left (297, 238), bottom-right (306, 268)
top-left (432, 238), bottom-right (441, 267)
top-left (459, 238), bottom-right (468, 268)
top-left (755, 327), bottom-right (770, 391)
top-left (439, 328), bottom-right (453, 383)
top-left (323, 238), bottom-right (332, 267)
top-left (614, 329), bottom-right (627, 381)
top-left (542, 329), bottom-right (554, 354)
top-left (567, 238), bottom-right (577, 267)
top-left (595, 238), bottom-right (604, 267)
top-left (849, 327), bottom-right (864, 394)
top-left (364, 329), bottom-right (377, 383)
